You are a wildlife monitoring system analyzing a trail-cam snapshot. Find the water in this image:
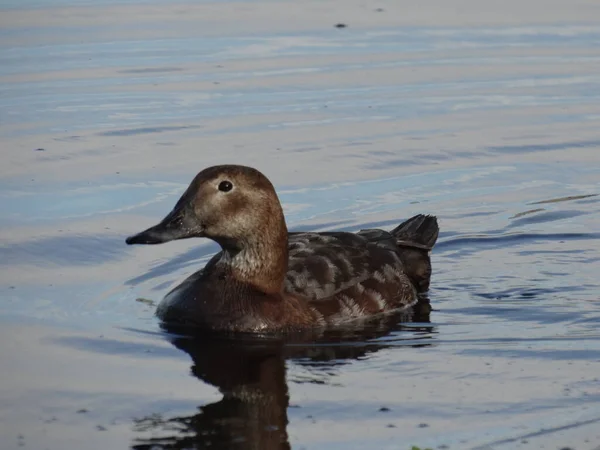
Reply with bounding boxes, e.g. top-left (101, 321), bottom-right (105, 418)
top-left (1, 1), bottom-right (600, 449)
